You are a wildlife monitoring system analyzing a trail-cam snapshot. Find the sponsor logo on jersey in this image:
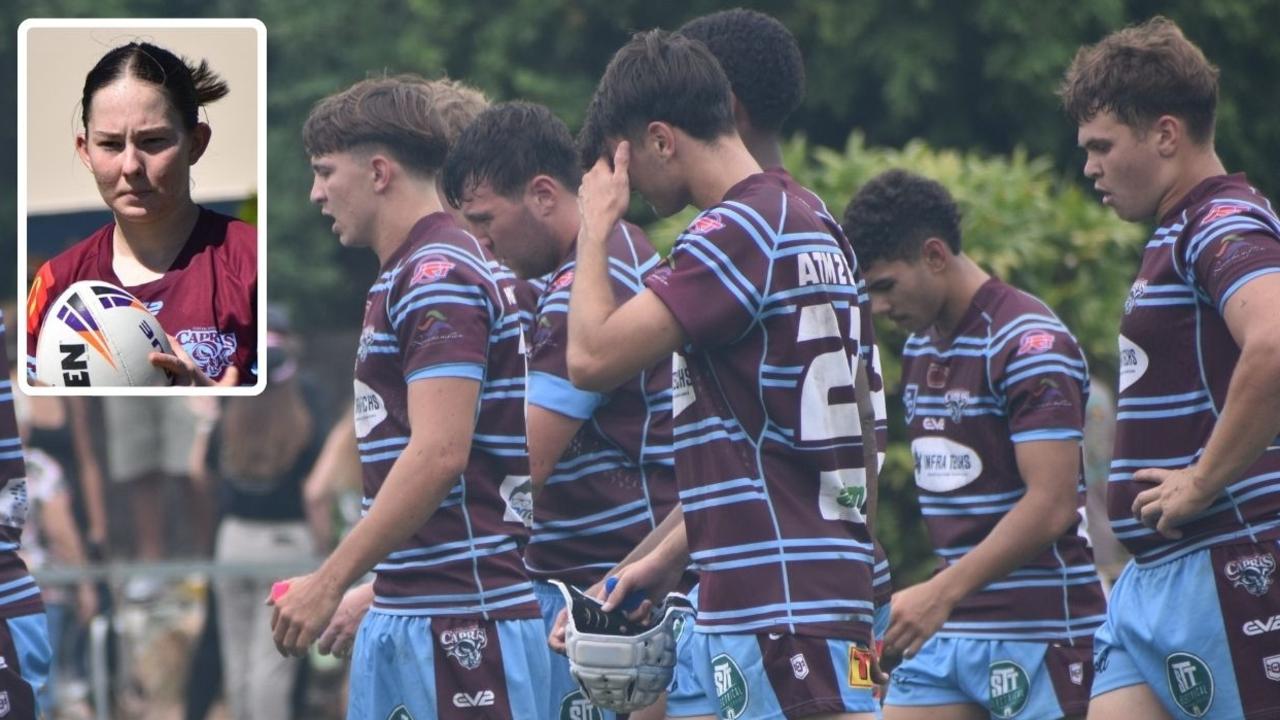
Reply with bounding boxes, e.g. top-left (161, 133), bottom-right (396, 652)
top-left (689, 213), bottom-right (724, 235)
top-left (903, 384), bottom-right (919, 424)
top-left (989, 661), bottom-right (1029, 717)
top-left (177, 326), bottom-right (237, 380)
top-left (532, 315), bottom-right (556, 354)
top-left (146, 301), bottom-right (164, 315)
top-left (411, 256), bottom-right (455, 285)
top-left (386, 705), bottom-right (413, 720)
top-left (912, 436), bottom-right (983, 492)
top-left (926, 362), bottom-right (950, 389)
top-left (712, 653), bottom-right (749, 719)
top-left (452, 690), bottom-right (495, 708)
top-left (945, 389), bottom-right (970, 423)
top-left (1028, 378), bottom-right (1072, 410)
top-left (1224, 553), bottom-right (1276, 597)
top-left (1093, 646), bottom-right (1111, 674)
top-left (1123, 279), bottom-right (1148, 315)
top-left (1117, 335), bottom-right (1149, 393)
top-left (922, 417), bottom-right (946, 431)
top-left (797, 250), bottom-right (854, 287)
top-left (790, 653), bottom-right (810, 680)
top-left (499, 475), bottom-right (534, 527)
top-left (357, 325), bottom-right (375, 363)
top-left (411, 310), bottom-right (462, 348)
top-left (1265, 655), bottom-right (1280, 683)
top-left (1165, 652), bottom-right (1213, 717)
top-left (848, 646), bottom-right (875, 689)
top-left (0, 690), bottom-right (9, 717)
top-left (1069, 662), bottom-right (1084, 686)
top-left (1245, 614), bottom-right (1280, 637)
top-left (1201, 203), bottom-right (1247, 224)
top-left (550, 269), bottom-right (575, 293)
top-left (0, 479), bottom-right (30, 532)
top-left (1016, 330), bottom-right (1055, 356)
top-left (819, 469), bottom-right (867, 522)
top-left (440, 624), bottom-right (488, 670)
top-left (559, 689), bottom-right (603, 720)
top-left (672, 352), bottom-right (697, 417)
top-left (352, 379), bottom-right (388, 439)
